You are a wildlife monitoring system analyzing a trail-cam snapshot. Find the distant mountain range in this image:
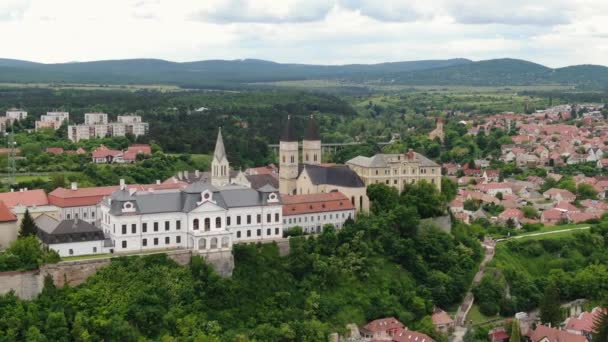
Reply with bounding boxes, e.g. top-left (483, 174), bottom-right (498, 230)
top-left (0, 57), bottom-right (606, 90)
